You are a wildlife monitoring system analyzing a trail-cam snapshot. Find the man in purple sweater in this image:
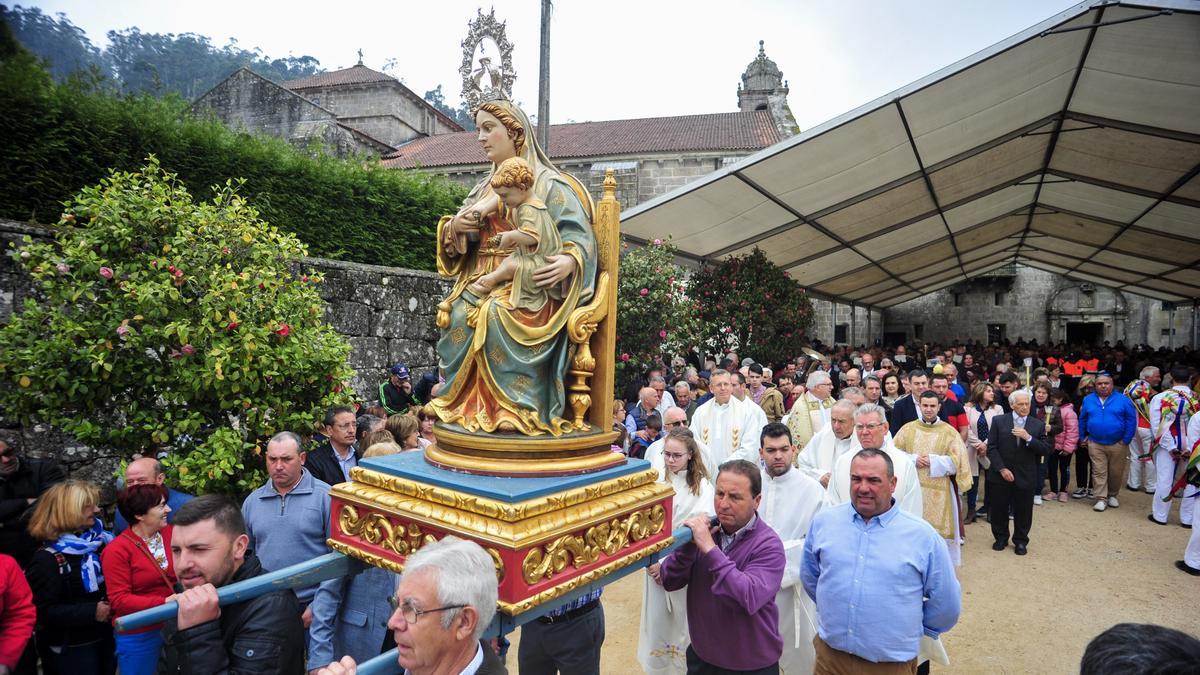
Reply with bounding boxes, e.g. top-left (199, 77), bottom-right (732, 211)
top-left (652, 459), bottom-right (786, 674)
